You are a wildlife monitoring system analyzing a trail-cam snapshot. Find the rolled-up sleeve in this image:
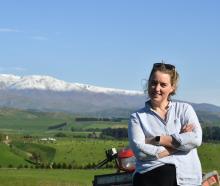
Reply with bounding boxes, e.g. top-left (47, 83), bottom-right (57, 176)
top-left (128, 113), bottom-right (166, 160)
top-left (171, 104), bottom-right (202, 151)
